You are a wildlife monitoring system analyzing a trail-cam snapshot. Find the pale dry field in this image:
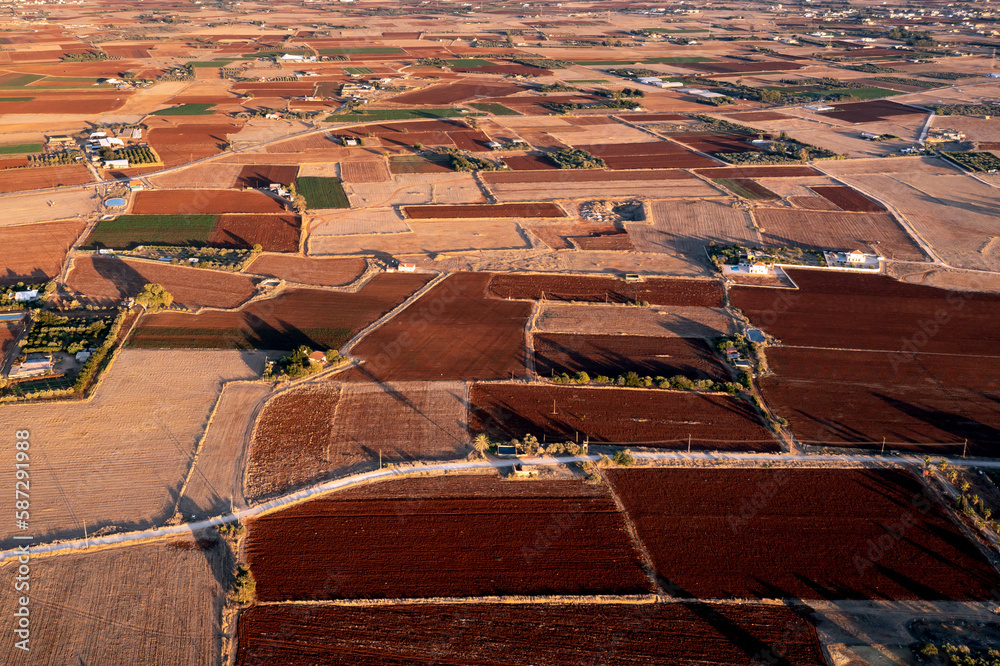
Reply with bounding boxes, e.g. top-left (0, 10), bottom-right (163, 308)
top-left (308, 206), bottom-right (410, 237)
top-left (430, 247), bottom-right (711, 277)
top-left (338, 160), bottom-right (391, 183)
top-left (99, 81), bottom-right (190, 117)
top-left (547, 121), bottom-right (655, 145)
top-left (228, 119), bottom-right (314, 145)
top-left (818, 155), bottom-right (959, 177)
top-left (345, 172), bottom-right (485, 208)
top-left (326, 381), bottom-right (471, 463)
top-left (0, 350), bottom-right (266, 542)
top-left (899, 80), bottom-right (1000, 107)
top-left (490, 177), bottom-right (722, 202)
top-left (631, 199), bottom-right (759, 261)
top-left (177, 382), bottom-right (274, 519)
top-left (887, 264), bottom-right (1000, 294)
top-left (0, 538), bottom-right (226, 666)
top-left (534, 303), bottom-right (738, 338)
top-left (785, 126), bottom-right (914, 159)
top-left (296, 161), bottom-right (342, 179)
top-left (0, 188), bottom-right (100, 227)
top-left (932, 115), bottom-right (1000, 144)
top-left (841, 172), bottom-right (1000, 271)
top-left (309, 218), bottom-right (529, 256)
top-left (754, 176), bottom-right (839, 199)
top-left (147, 162), bottom-right (244, 190)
